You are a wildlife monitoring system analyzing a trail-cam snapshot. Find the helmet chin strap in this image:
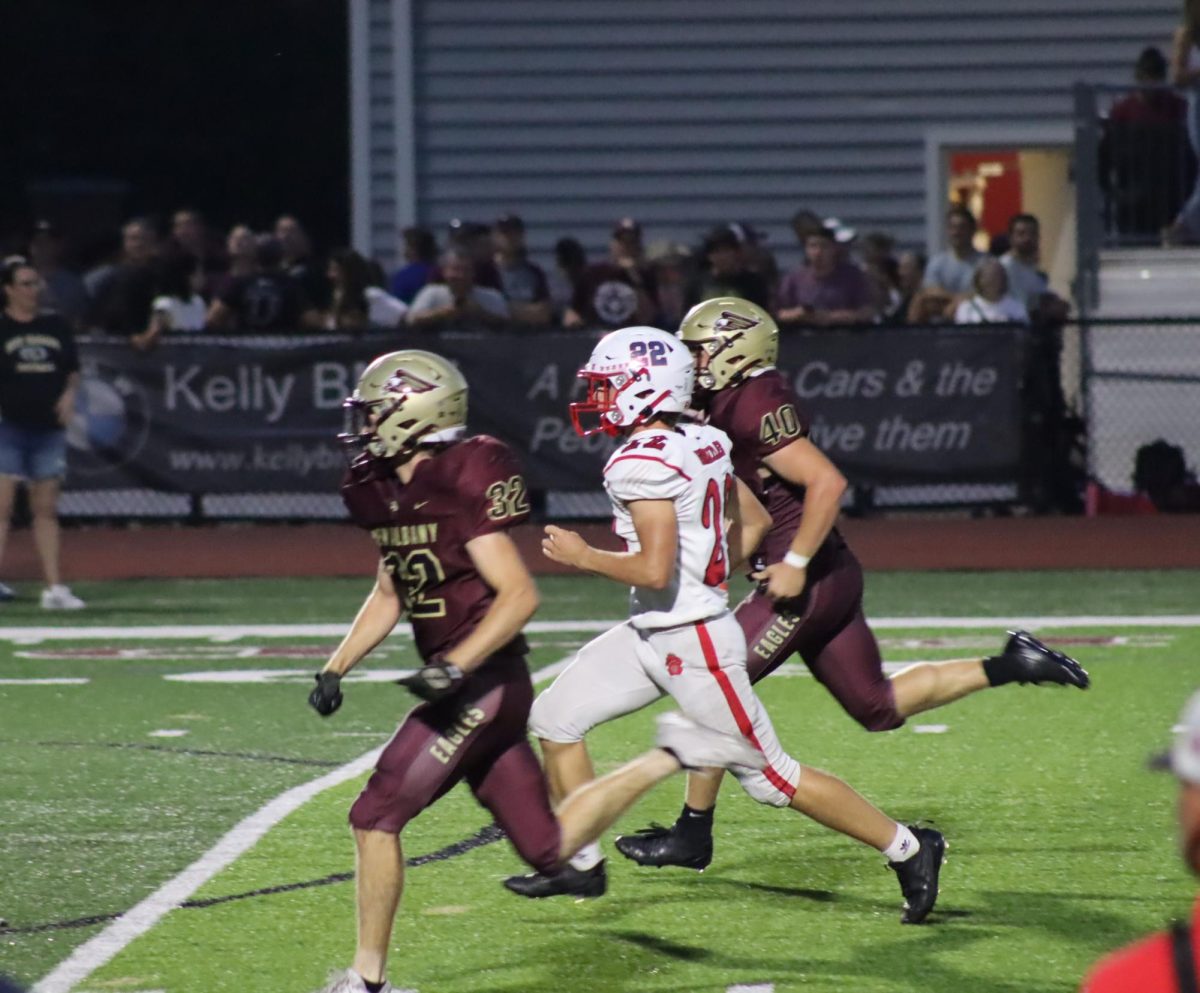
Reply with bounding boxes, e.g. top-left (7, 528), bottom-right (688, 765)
top-left (634, 389), bottom-right (673, 424)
